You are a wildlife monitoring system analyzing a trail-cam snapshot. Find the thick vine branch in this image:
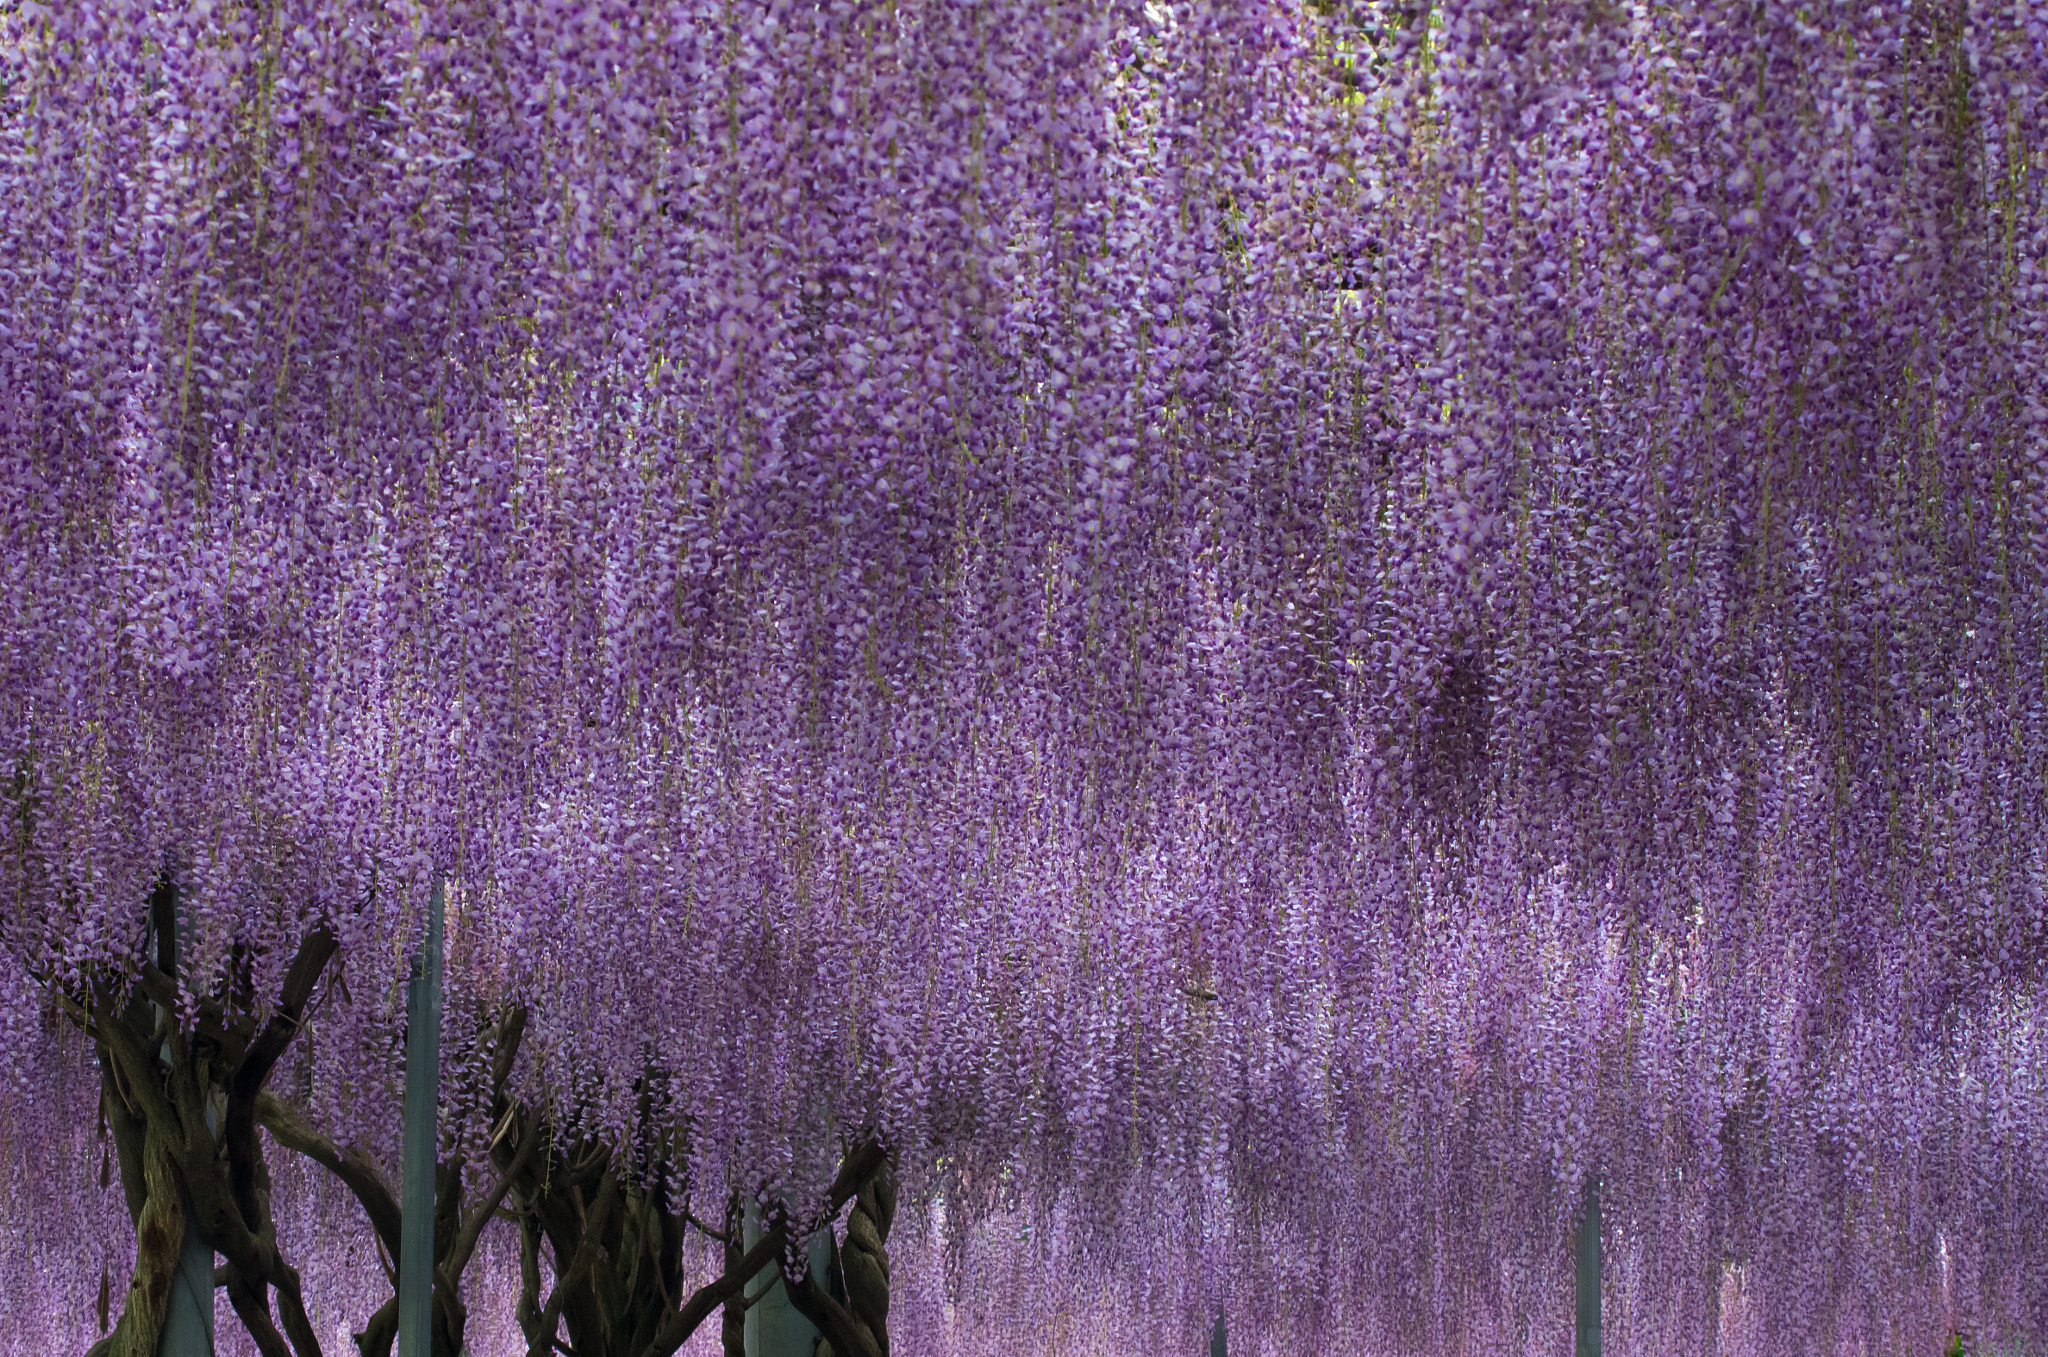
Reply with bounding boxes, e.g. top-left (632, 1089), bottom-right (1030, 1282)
top-left (256, 1092), bottom-right (402, 1261)
top-left (633, 1138), bottom-right (889, 1357)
